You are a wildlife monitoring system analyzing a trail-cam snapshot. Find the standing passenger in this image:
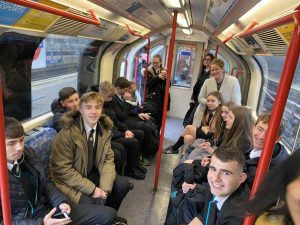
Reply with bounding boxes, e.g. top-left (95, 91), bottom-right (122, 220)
top-left (183, 53), bottom-right (214, 127)
top-left (193, 59), bottom-right (241, 127)
top-left (50, 92), bottom-right (130, 223)
top-left (146, 54), bottom-right (170, 132)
